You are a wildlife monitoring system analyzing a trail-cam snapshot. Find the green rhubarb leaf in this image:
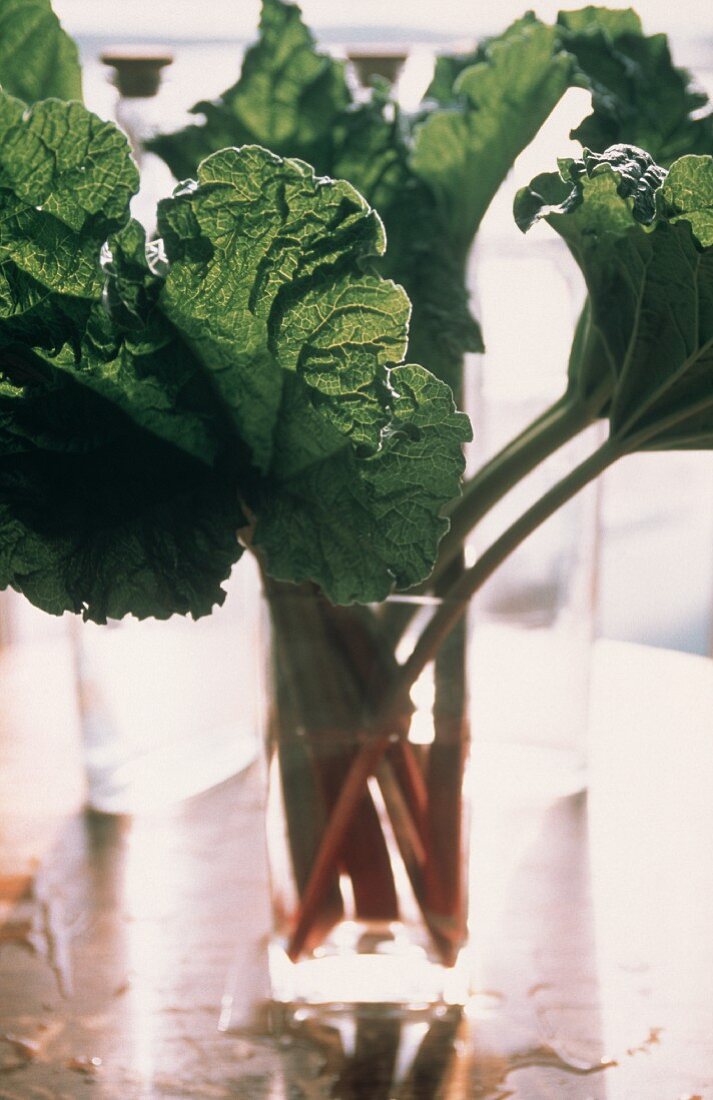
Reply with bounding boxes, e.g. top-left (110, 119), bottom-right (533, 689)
top-left (0, 116), bottom-right (241, 625)
top-left (0, 93), bottom-right (138, 302)
top-left (255, 363), bottom-right (470, 603)
top-left (411, 15), bottom-right (574, 256)
top-left (0, 0), bottom-right (81, 103)
top-left (331, 91), bottom-right (482, 396)
top-left (146, 1), bottom-right (484, 394)
top-left (158, 145), bottom-right (471, 602)
top-left (145, 0), bottom-right (349, 181)
top-left (658, 155), bottom-right (713, 246)
top-left (2, 140), bottom-right (469, 617)
top-left (558, 7), bottom-right (713, 165)
top-left (425, 47), bottom-right (482, 107)
top-left (158, 145), bottom-right (398, 473)
top-left (0, 331), bottom-right (244, 623)
top-left (514, 145), bottom-right (667, 233)
top-left (0, 432), bottom-right (244, 623)
top-left (517, 147), bottom-right (713, 452)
